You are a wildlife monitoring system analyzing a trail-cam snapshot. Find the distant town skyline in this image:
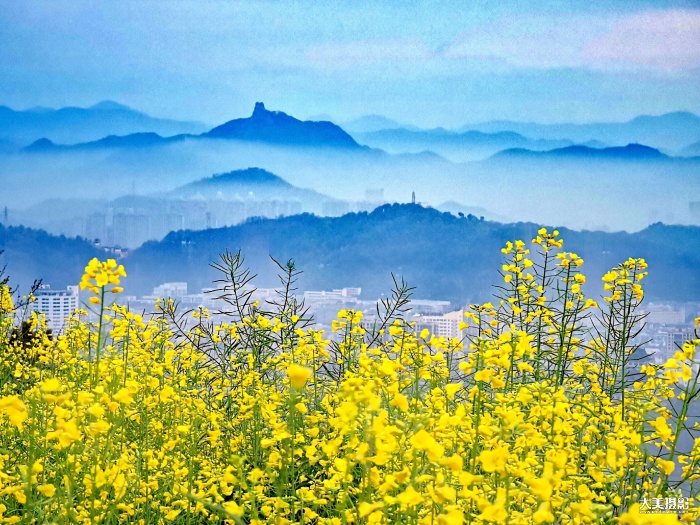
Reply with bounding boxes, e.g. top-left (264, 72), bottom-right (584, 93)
top-left (2, 0), bottom-right (699, 128)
